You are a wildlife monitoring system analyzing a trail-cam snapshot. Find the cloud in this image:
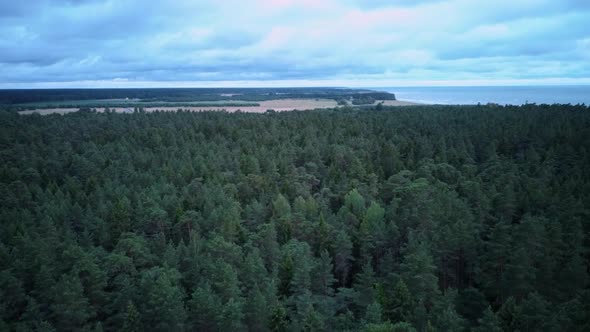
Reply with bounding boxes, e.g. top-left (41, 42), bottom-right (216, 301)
top-left (0, 0), bottom-right (589, 86)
